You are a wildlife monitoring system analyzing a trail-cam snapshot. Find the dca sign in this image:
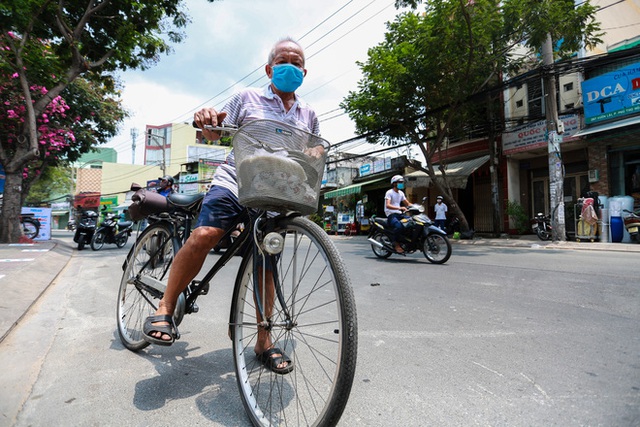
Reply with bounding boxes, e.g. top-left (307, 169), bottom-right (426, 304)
top-left (581, 62), bottom-right (640, 124)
